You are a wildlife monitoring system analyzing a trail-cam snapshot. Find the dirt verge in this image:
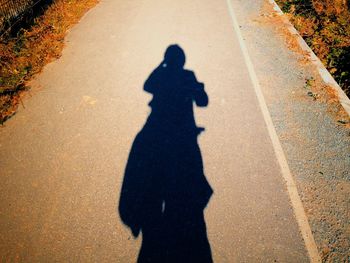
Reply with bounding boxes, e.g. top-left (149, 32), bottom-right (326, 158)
top-left (0, 0), bottom-right (99, 124)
